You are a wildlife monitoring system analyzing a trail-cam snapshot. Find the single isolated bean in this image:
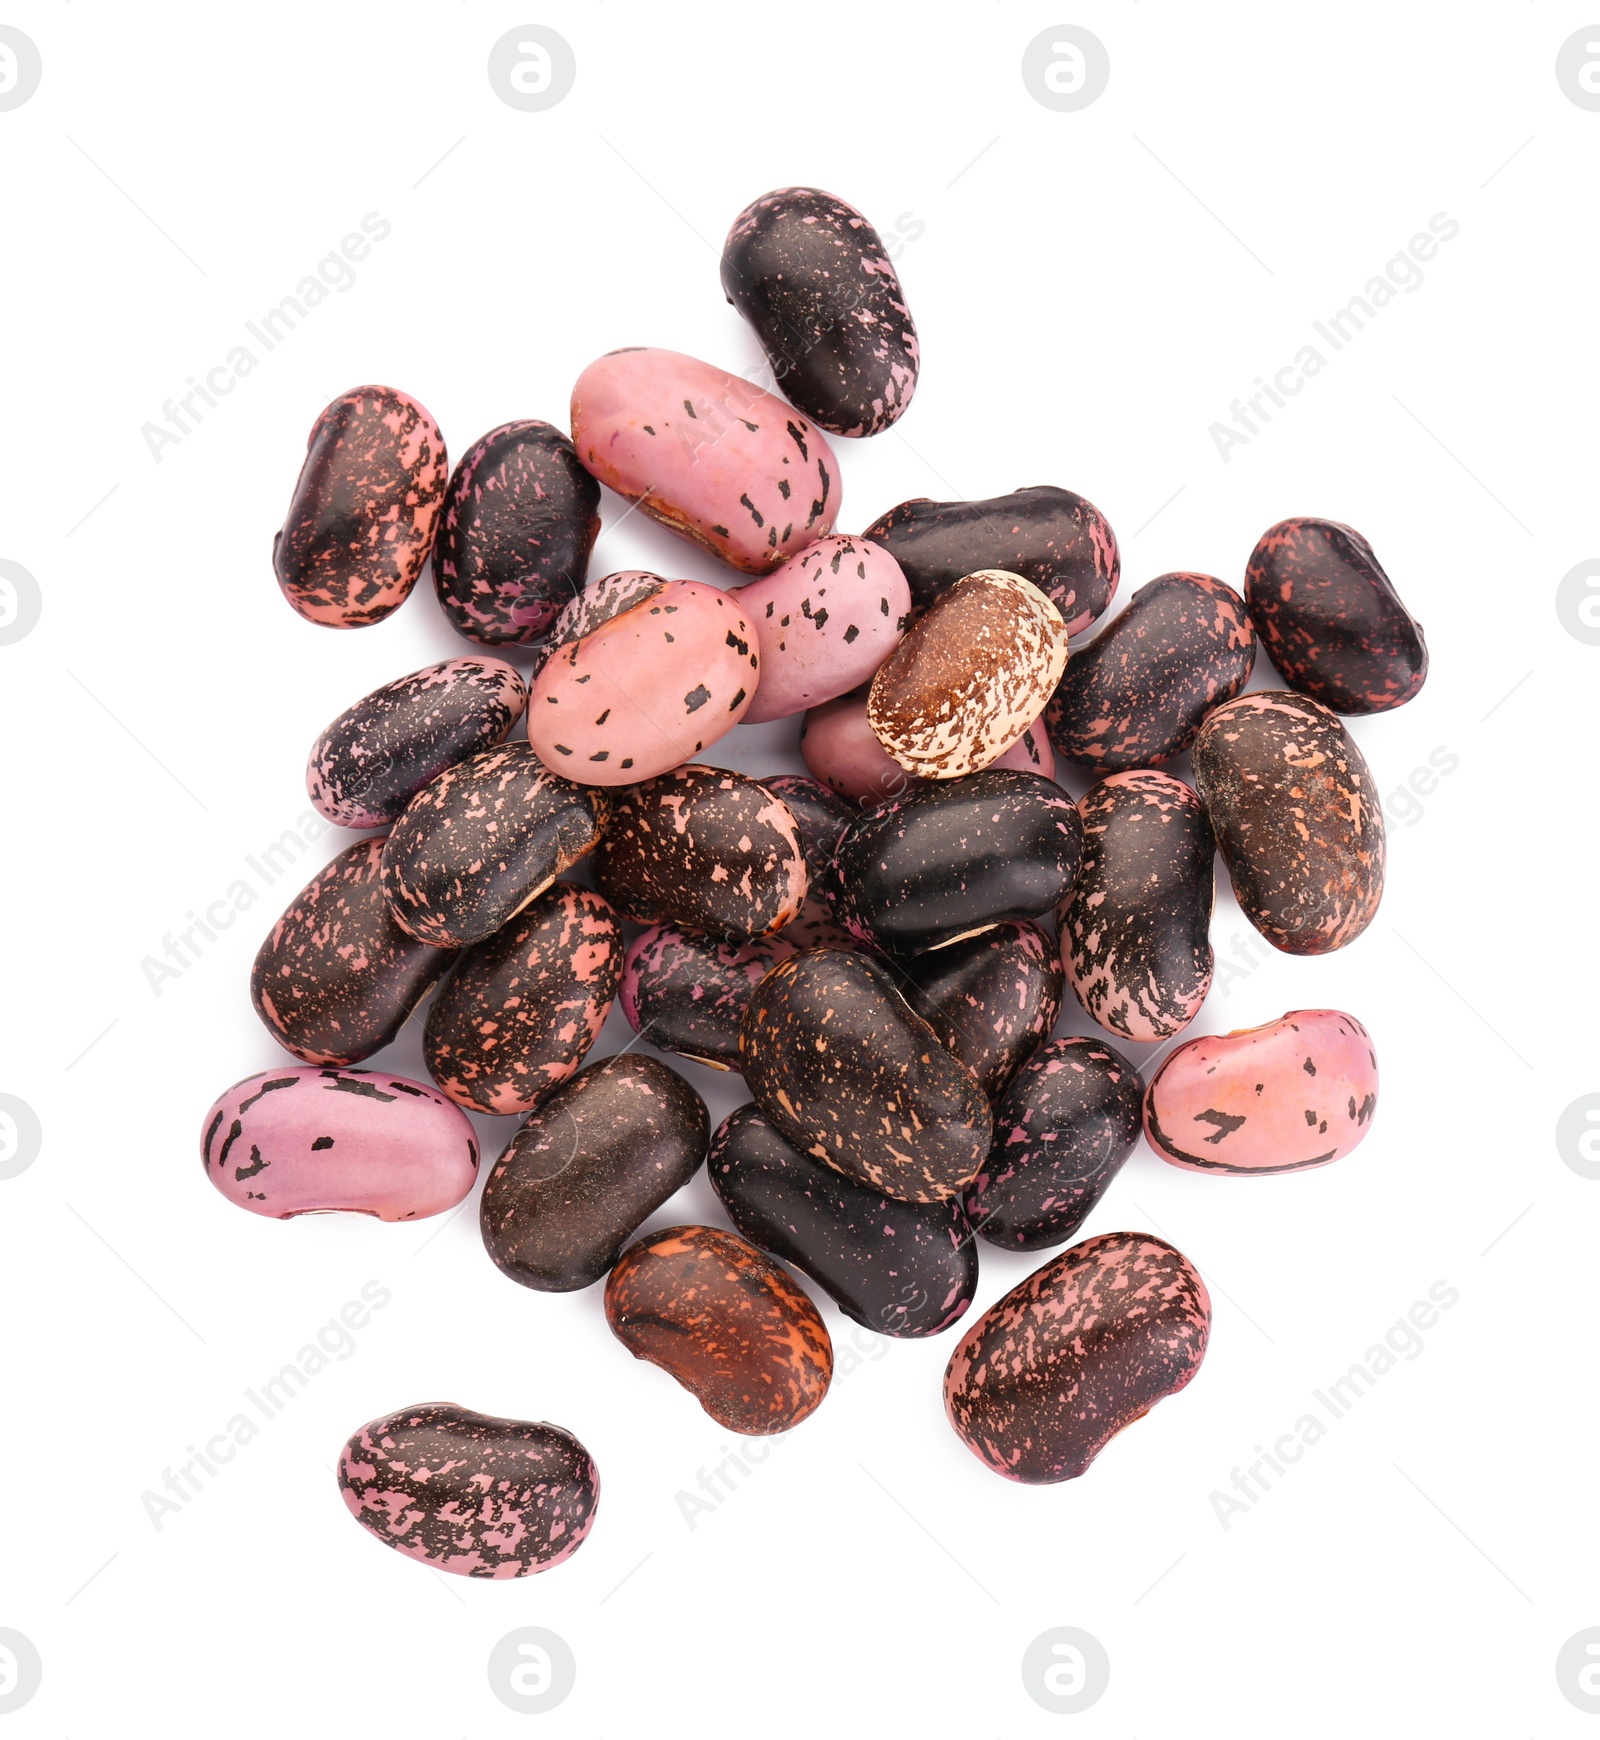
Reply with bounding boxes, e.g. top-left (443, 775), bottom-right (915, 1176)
top-left (338, 1404), bottom-right (598, 1578)
top-left (251, 837), bottom-right (456, 1066)
top-left (1143, 1009), bottom-right (1378, 1174)
top-left (273, 385), bottom-right (447, 628)
top-left (480, 1054), bottom-right (708, 1291)
top-left (739, 946), bottom-right (992, 1204)
top-left (721, 185), bottom-right (920, 437)
top-left (944, 1230), bottom-right (1211, 1482)
top-left (605, 1224), bottom-right (833, 1433)
top-left (306, 657), bottom-right (527, 830)
top-left (200, 1066), bottom-right (478, 1221)
top-left (424, 881), bottom-right (622, 1115)
top-left (710, 1104), bottom-right (977, 1338)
